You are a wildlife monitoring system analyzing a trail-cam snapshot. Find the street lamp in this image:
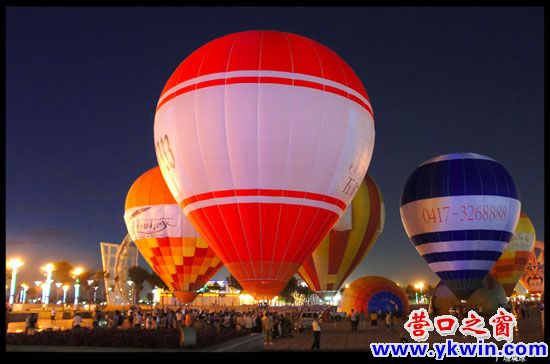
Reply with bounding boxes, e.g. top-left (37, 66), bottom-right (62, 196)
top-left (72, 267), bottom-right (83, 306)
top-left (7, 258), bottom-right (24, 305)
top-left (41, 263), bottom-right (55, 304)
top-left (55, 283), bottom-right (62, 303)
top-left (62, 285), bottom-right (69, 304)
top-left (415, 281), bottom-right (425, 304)
top-left (20, 283), bottom-right (29, 303)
